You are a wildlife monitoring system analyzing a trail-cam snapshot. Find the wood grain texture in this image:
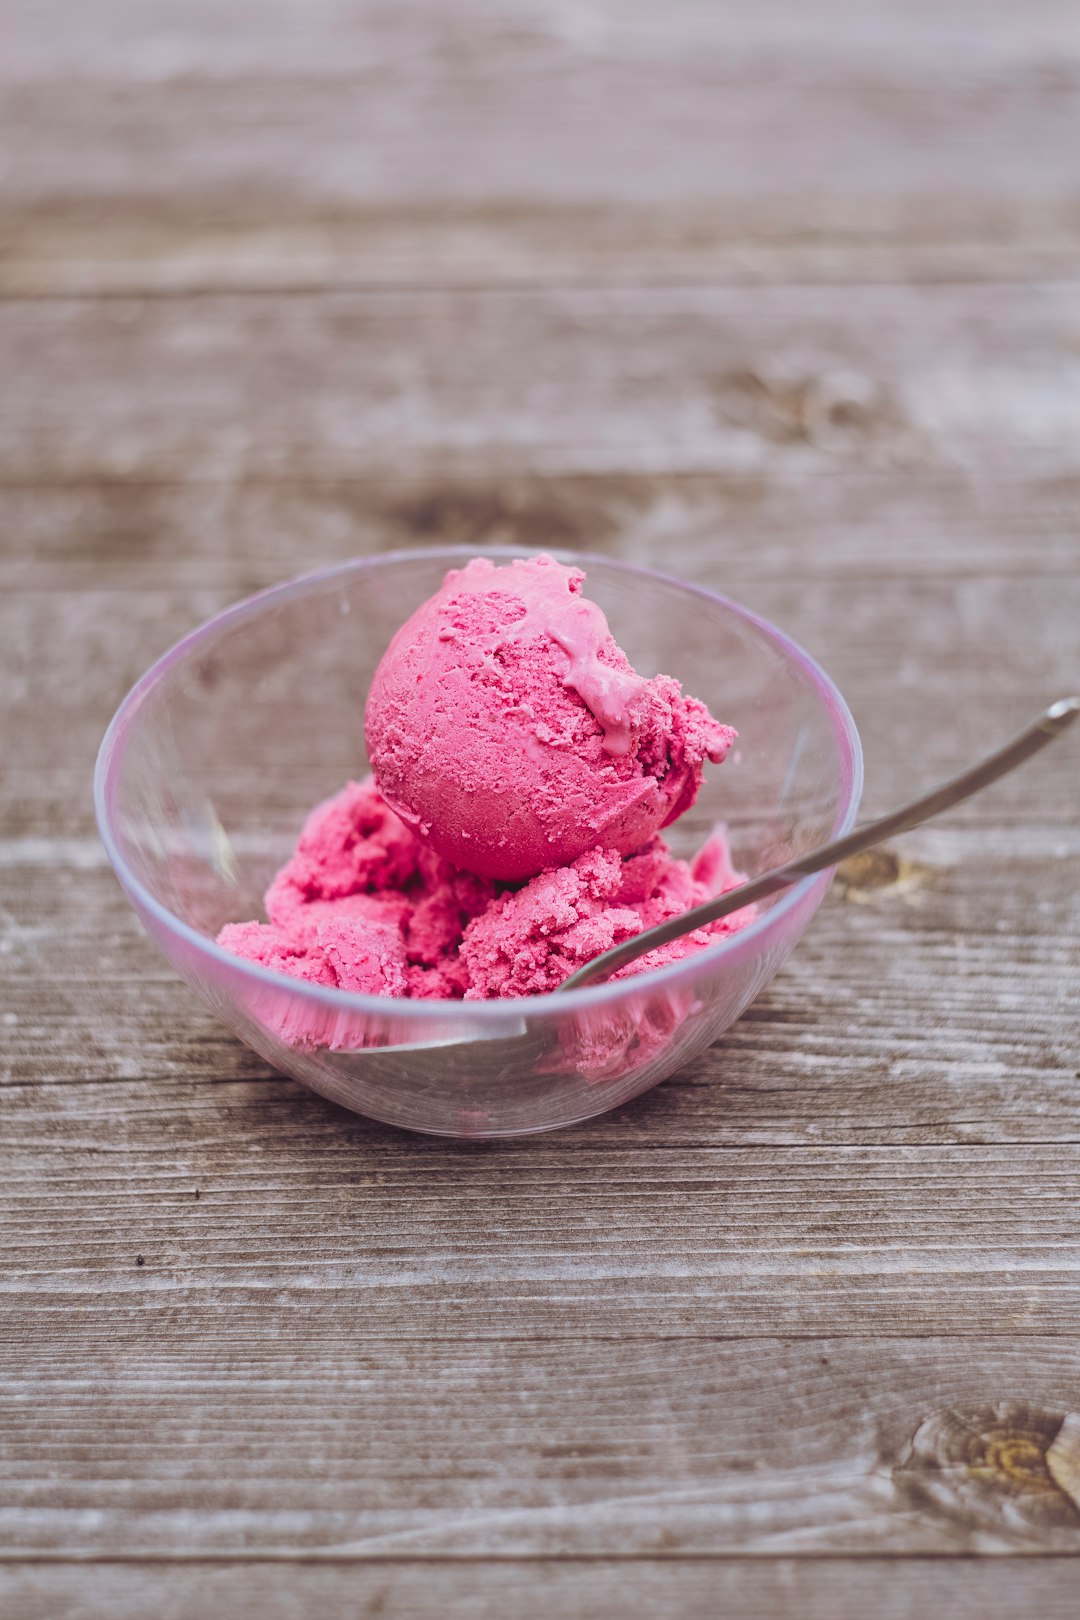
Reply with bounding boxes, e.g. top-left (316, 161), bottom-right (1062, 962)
top-left (3, 1), bottom-right (1080, 293)
top-left (3, 1342), bottom-right (1080, 1554)
top-left (5, 1071), bottom-right (1080, 1338)
top-left (7, 282), bottom-right (1080, 484)
top-left (7, 472), bottom-right (1080, 592)
top-left (5, 1560), bottom-right (1080, 1620)
top-left (3, 0), bottom-right (1080, 1603)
